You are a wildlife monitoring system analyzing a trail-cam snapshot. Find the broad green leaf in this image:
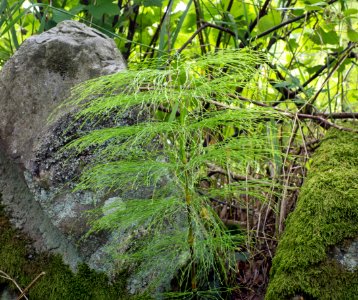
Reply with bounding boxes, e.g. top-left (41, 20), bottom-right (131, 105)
top-left (0, 0), bottom-right (7, 15)
top-left (337, 58), bottom-right (352, 73)
top-left (273, 77), bottom-right (300, 89)
top-left (52, 9), bottom-right (72, 23)
top-left (303, 0), bottom-right (325, 3)
top-left (257, 10), bottom-right (281, 33)
top-left (69, 4), bottom-right (87, 15)
top-left (347, 29), bottom-right (358, 42)
top-left (286, 38), bottom-right (299, 51)
top-left (224, 12), bottom-right (239, 46)
top-left (292, 9), bottom-right (305, 16)
top-left (305, 0), bottom-right (327, 11)
top-left (306, 65), bottom-right (324, 74)
top-left (344, 8), bottom-right (358, 17)
top-left (143, 0), bottom-right (163, 7)
top-left (88, 0), bottom-right (118, 19)
top-left (171, 0), bottom-right (193, 49)
top-left (322, 30), bottom-right (339, 45)
top-left (310, 27), bottom-right (339, 45)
